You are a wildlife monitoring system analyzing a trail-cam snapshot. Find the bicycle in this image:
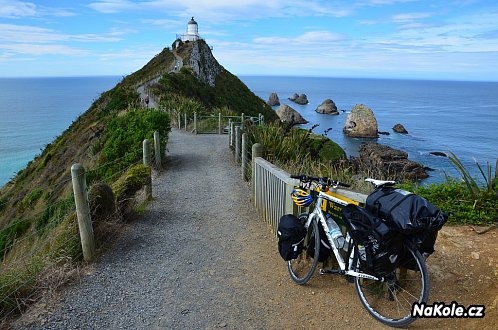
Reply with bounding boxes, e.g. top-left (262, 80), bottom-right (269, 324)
top-left (287, 175), bottom-right (429, 328)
